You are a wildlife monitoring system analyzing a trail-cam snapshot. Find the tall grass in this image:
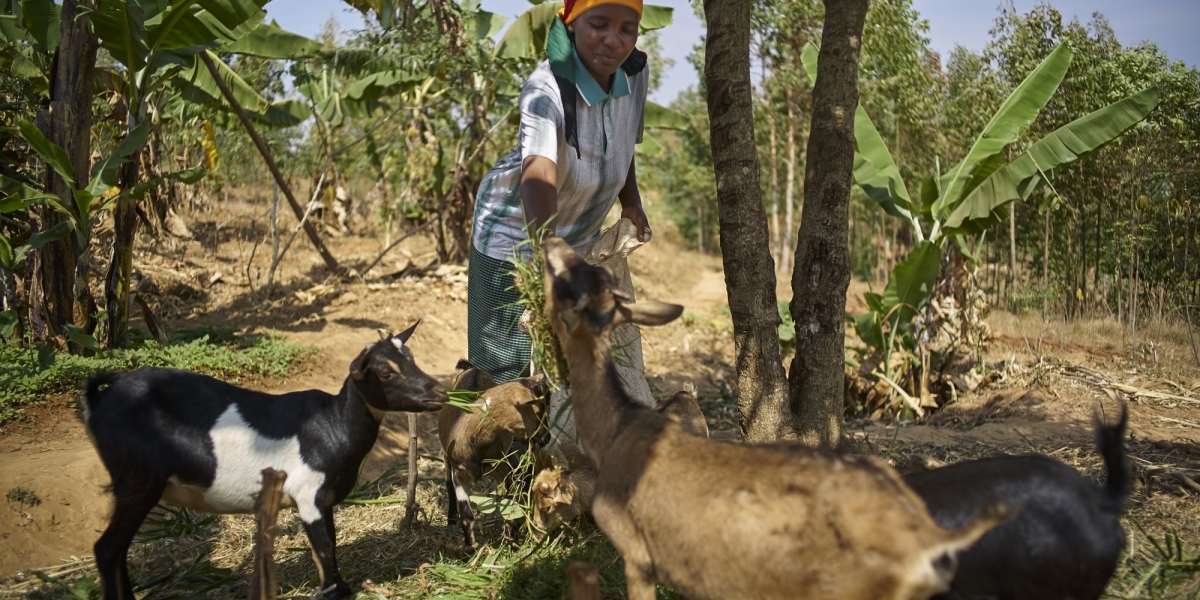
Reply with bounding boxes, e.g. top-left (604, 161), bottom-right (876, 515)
top-left (506, 227), bottom-right (569, 389)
